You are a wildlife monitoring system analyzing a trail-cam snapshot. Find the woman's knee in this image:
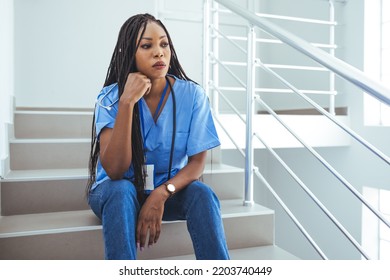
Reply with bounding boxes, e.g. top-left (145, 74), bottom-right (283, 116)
top-left (101, 179), bottom-right (138, 203)
top-left (186, 181), bottom-right (220, 207)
